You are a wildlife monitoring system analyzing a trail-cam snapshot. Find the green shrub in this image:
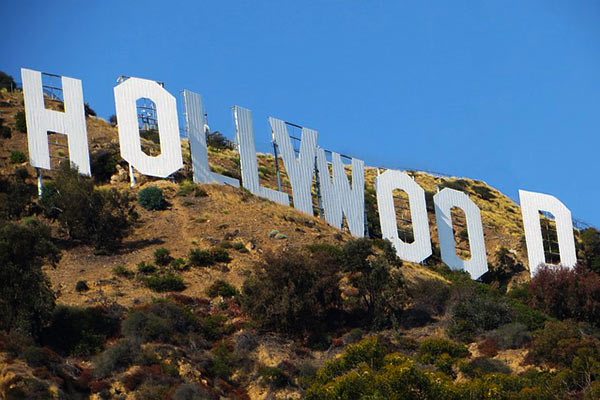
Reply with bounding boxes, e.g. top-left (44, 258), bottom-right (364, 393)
top-left (460, 357), bottom-right (511, 378)
top-left (201, 314), bottom-right (230, 341)
top-left (93, 338), bottom-right (143, 378)
top-left (206, 131), bottom-right (233, 150)
top-left (9, 150), bottom-right (26, 163)
top-left (259, 366), bottom-right (290, 388)
top-left (209, 247), bottom-right (231, 263)
top-left (206, 280), bottom-right (238, 298)
top-left (208, 341), bottom-right (234, 380)
top-left (75, 280), bottom-right (89, 292)
top-left (484, 323), bottom-right (531, 350)
top-left (0, 219), bottom-right (59, 337)
top-left (90, 149), bottom-right (118, 183)
top-left (113, 265), bottom-right (133, 278)
top-left (153, 247), bottom-right (172, 266)
top-left (0, 119), bottom-right (11, 139)
top-left (241, 247), bottom-right (341, 337)
top-left (141, 273), bottom-right (186, 292)
top-left (170, 258), bottom-right (186, 271)
top-left (0, 177), bottom-right (36, 220)
top-left (448, 282), bottom-right (513, 342)
top-left (122, 300), bottom-right (197, 344)
top-left (39, 163), bottom-right (137, 252)
top-left (137, 261), bottom-right (157, 274)
top-left (418, 338), bottom-right (470, 365)
top-left (42, 305), bottom-right (120, 356)
top-left (15, 111), bottom-right (27, 133)
top-left (138, 187), bottom-right (167, 210)
top-left (188, 248), bottom-right (213, 267)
